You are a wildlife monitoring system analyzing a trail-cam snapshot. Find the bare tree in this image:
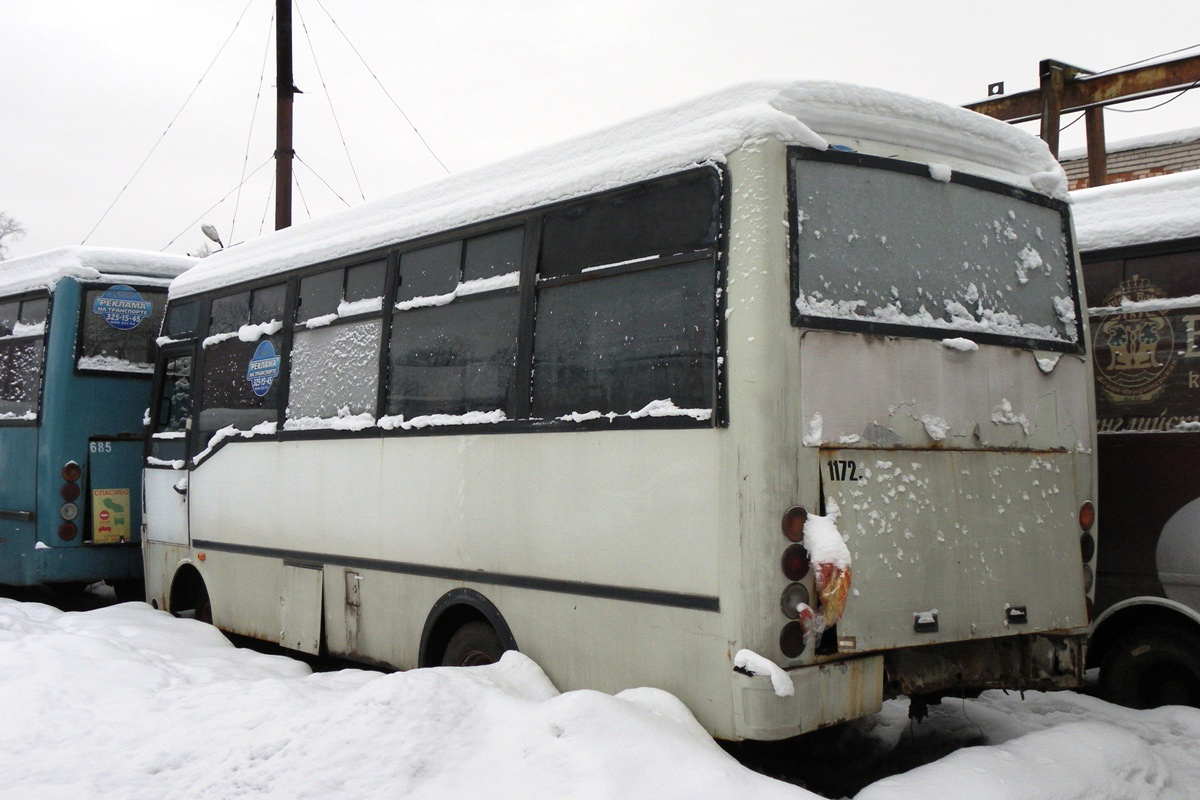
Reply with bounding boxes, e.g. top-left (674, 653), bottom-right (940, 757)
top-left (0, 213), bottom-right (25, 260)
